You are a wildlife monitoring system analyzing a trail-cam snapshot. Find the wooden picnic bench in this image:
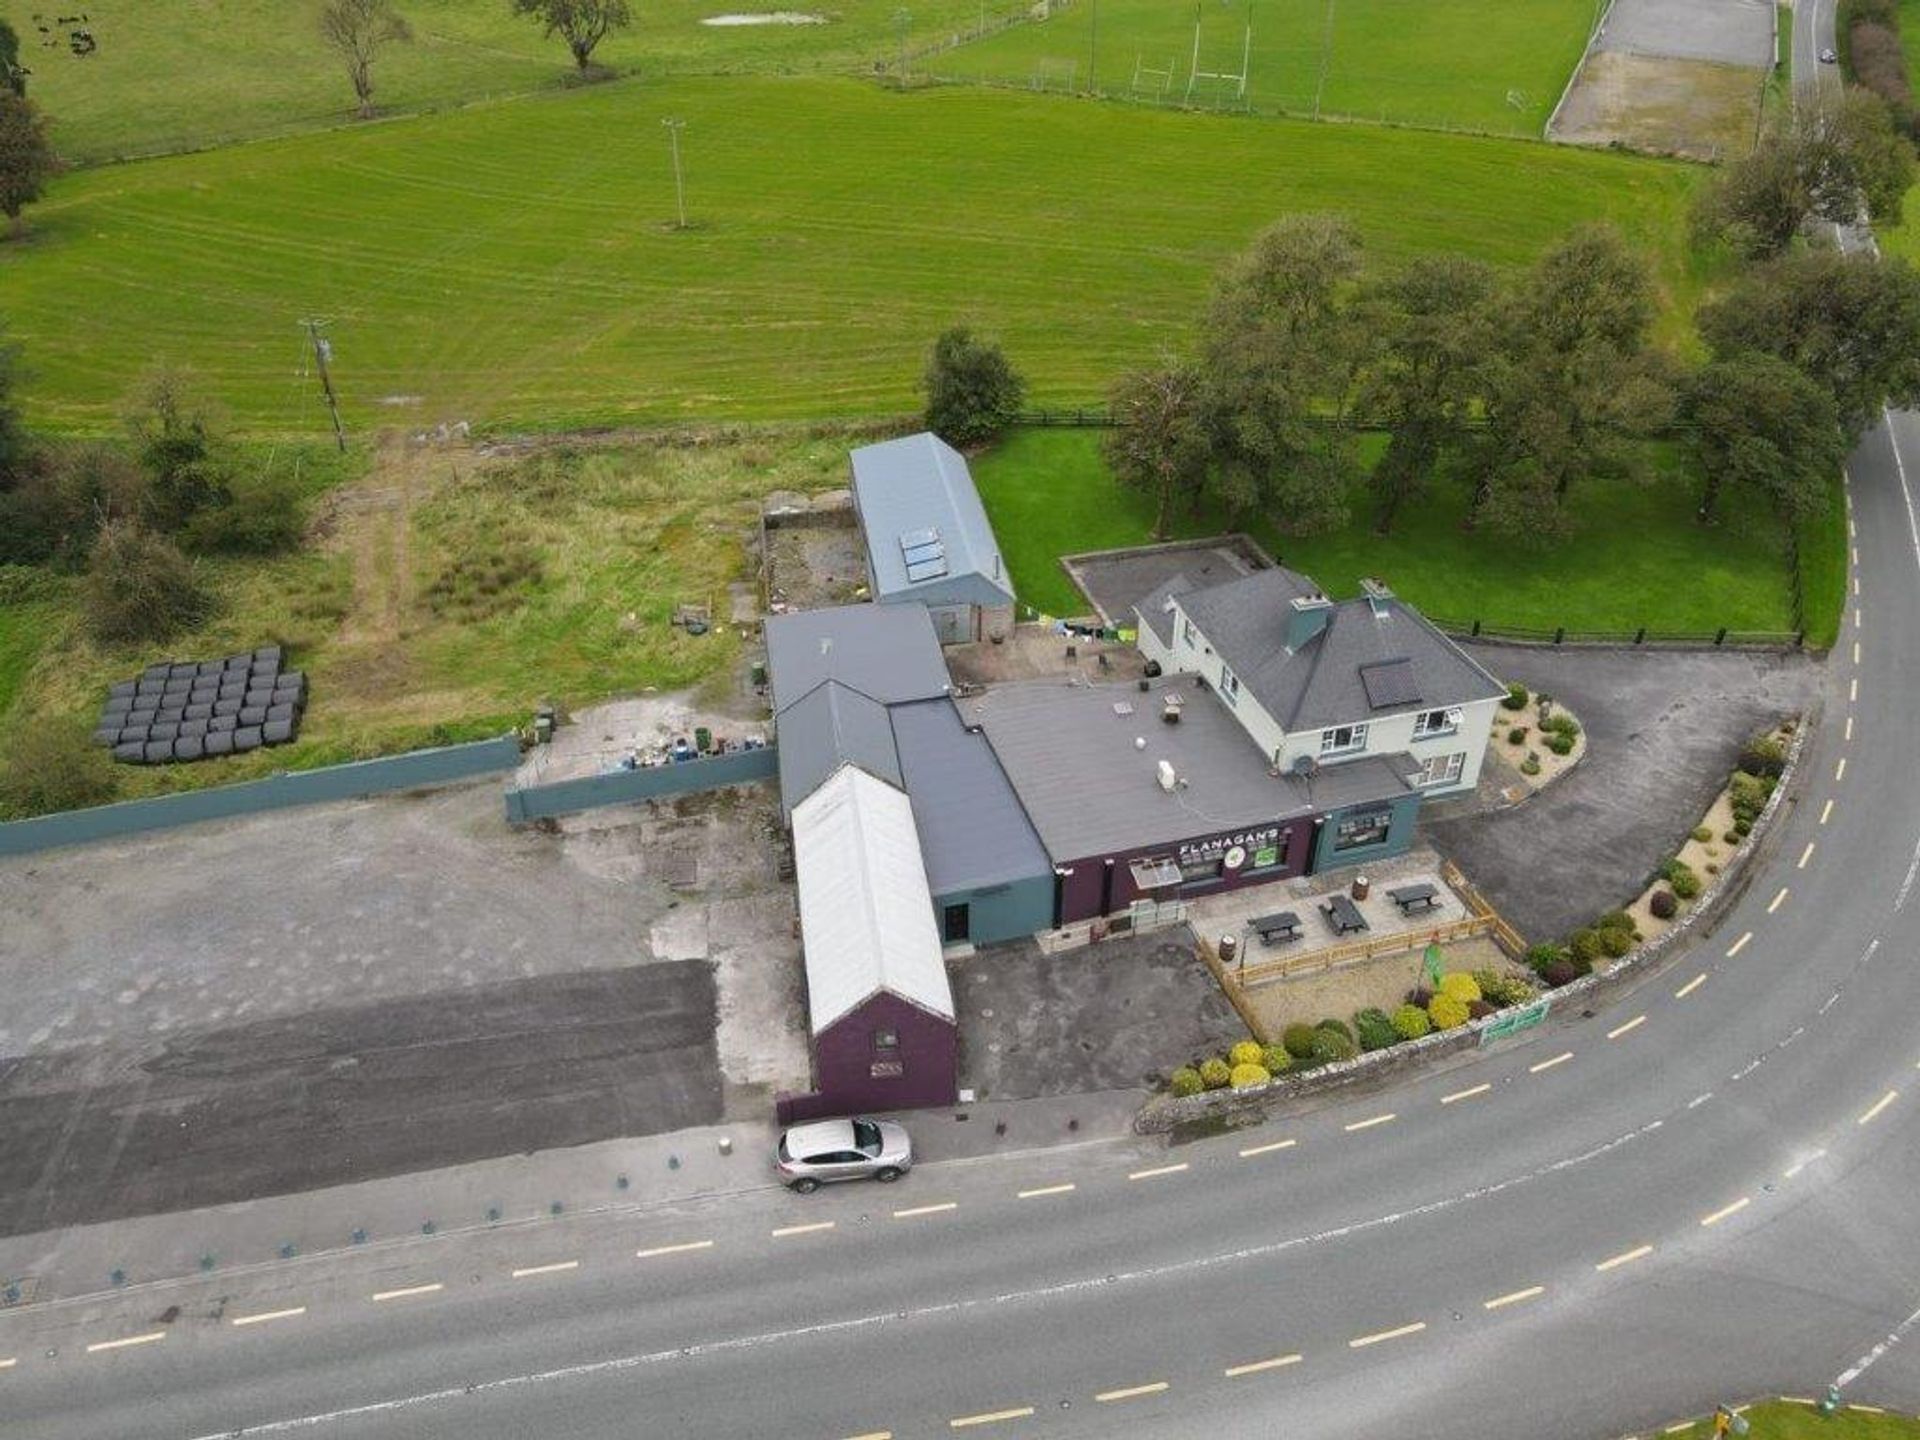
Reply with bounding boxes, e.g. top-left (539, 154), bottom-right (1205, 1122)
top-left (1388, 883), bottom-right (1440, 915)
top-left (1247, 910), bottom-right (1303, 946)
top-left (1321, 893), bottom-right (1369, 935)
